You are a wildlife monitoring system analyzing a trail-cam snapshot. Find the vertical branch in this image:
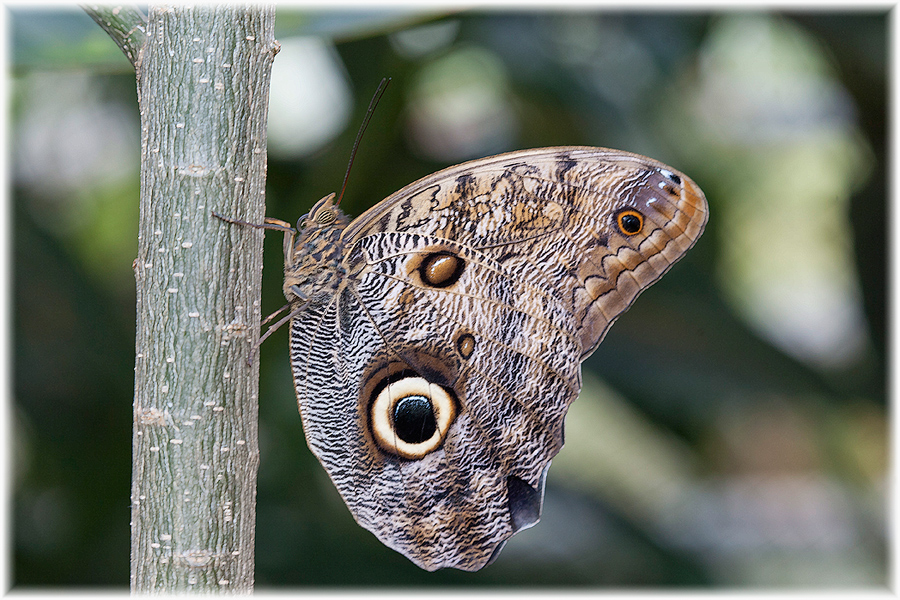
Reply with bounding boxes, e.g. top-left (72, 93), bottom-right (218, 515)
top-left (124, 4), bottom-right (276, 593)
